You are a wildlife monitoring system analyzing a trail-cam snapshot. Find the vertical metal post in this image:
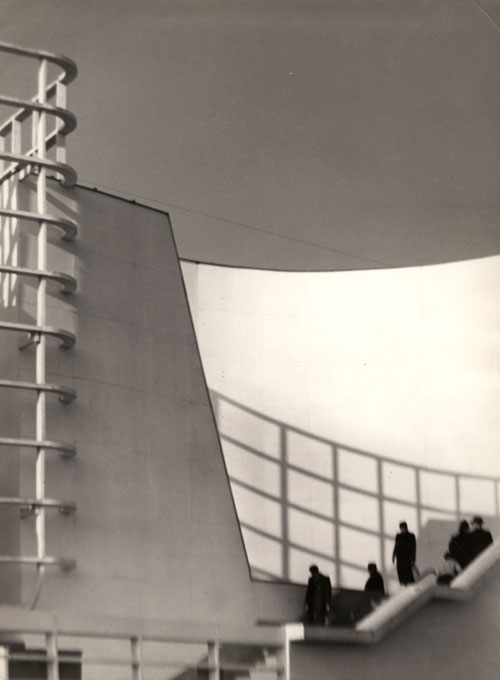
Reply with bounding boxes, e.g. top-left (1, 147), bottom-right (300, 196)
top-left (46, 632), bottom-right (59, 680)
top-left (207, 641), bottom-right (220, 680)
top-left (130, 636), bottom-right (143, 680)
top-left (55, 81), bottom-right (67, 166)
top-left (35, 57), bottom-right (48, 572)
top-left (8, 121), bottom-right (21, 304)
top-left (0, 645), bottom-right (9, 680)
